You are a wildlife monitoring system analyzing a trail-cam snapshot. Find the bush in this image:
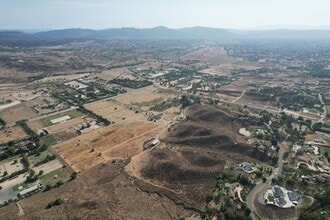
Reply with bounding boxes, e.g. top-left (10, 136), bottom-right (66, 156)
top-left (46, 198), bottom-right (64, 209)
top-left (70, 172), bottom-right (77, 180)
